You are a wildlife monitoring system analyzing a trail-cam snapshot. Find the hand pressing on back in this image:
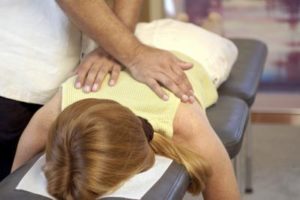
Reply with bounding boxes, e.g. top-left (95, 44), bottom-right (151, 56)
top-left (127, 45), bottom-right (195, 103)
top-left (74, 47), bottom-right (122, 93)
